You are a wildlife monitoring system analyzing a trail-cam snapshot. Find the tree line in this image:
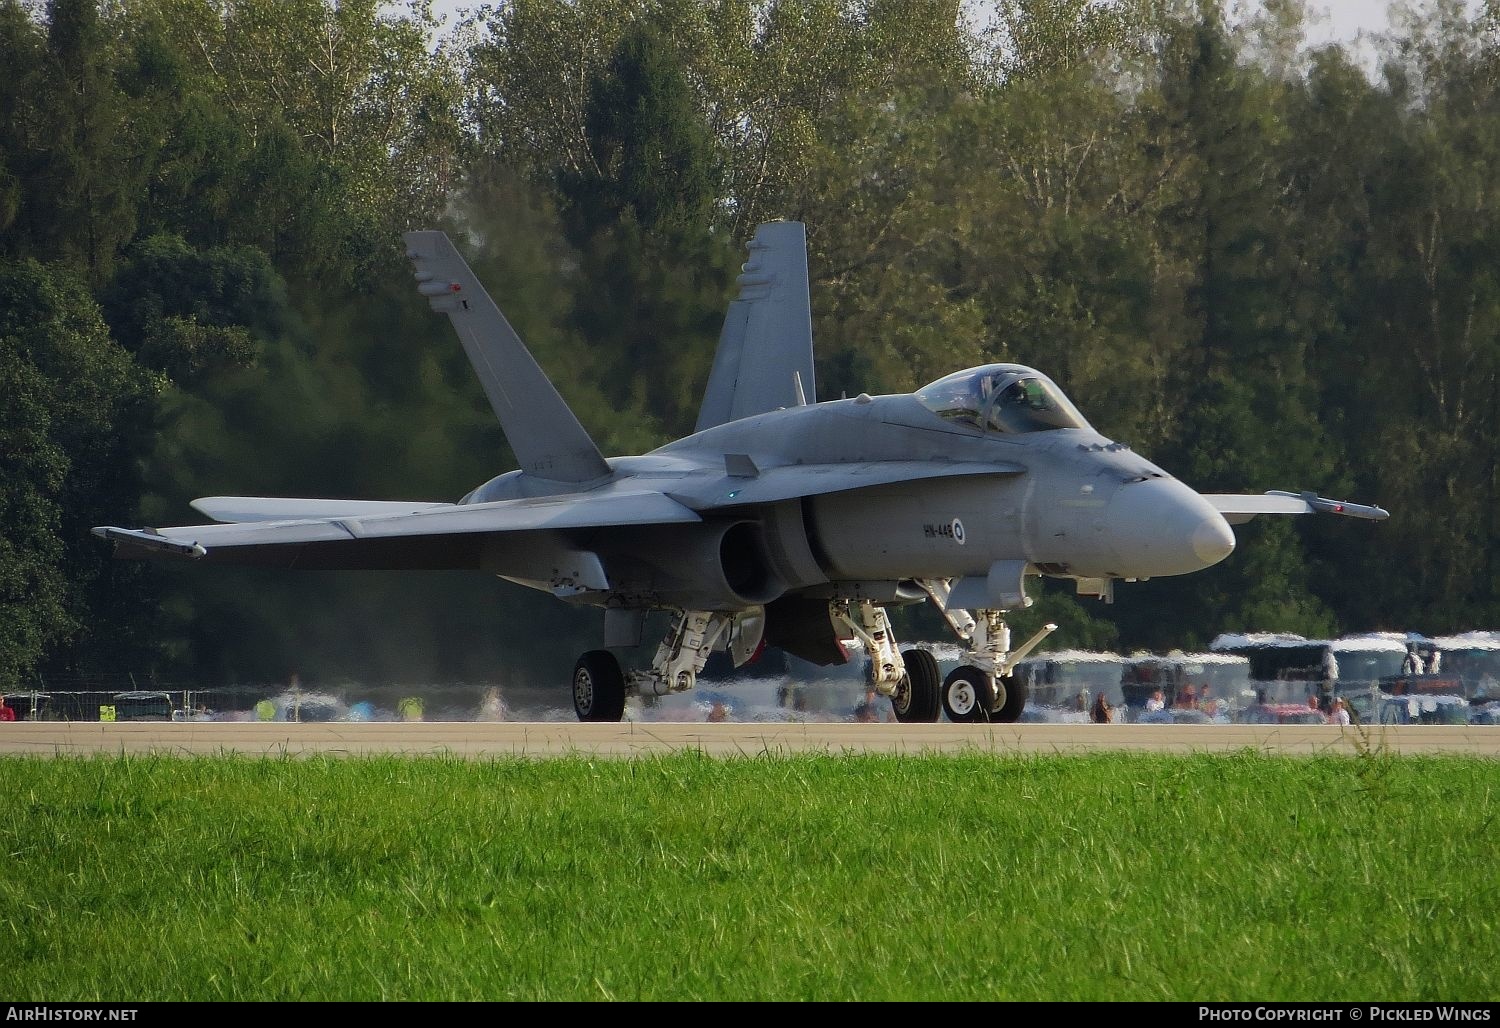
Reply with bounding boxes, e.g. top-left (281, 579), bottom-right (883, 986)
top-left (3, 0), bottom-right (1498, 694)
